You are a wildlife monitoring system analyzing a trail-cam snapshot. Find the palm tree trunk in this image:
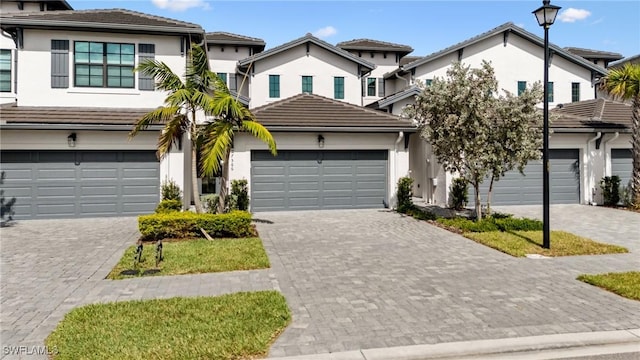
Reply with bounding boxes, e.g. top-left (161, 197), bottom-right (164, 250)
top-left (218, 151), bottom-right (230, 213)
top-left (631, 95), bottom-right (640, 207)
top-left (191, 145), bottom-right (204, 213)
